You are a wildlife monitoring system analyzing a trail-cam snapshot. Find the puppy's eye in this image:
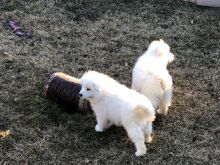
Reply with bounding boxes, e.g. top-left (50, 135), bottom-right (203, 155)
top-left (86, 88), bottom-right (91, 91)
